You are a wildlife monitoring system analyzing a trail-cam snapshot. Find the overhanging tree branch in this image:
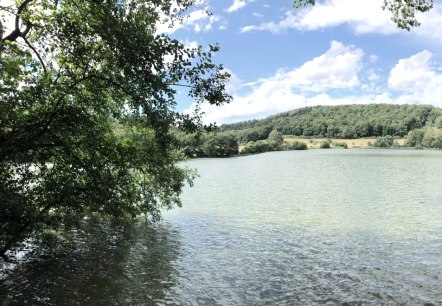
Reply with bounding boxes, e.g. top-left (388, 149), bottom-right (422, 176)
top-left (1, 0), bottom-right (34, 44)
top-left (22, 36), bottom-right (47, 73)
